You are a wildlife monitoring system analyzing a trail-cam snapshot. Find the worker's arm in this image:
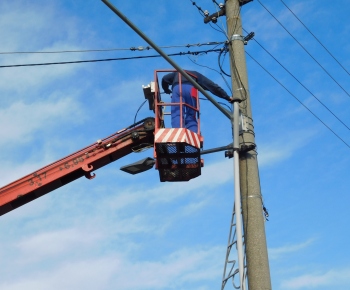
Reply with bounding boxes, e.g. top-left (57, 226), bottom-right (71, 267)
top-left (196, 73), bottom-right (231, 101)
top-left (161, 72), bottom-right (174, 94)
